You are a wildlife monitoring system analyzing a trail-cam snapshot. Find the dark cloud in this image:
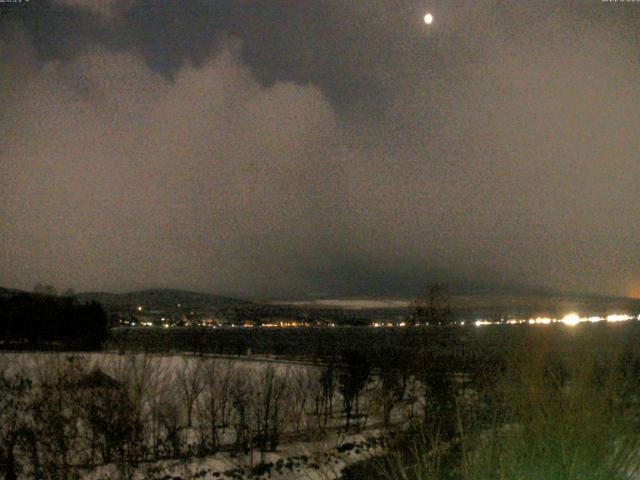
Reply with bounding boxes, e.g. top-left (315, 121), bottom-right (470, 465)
top-left (1, 1), bottom-right (639, 298)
